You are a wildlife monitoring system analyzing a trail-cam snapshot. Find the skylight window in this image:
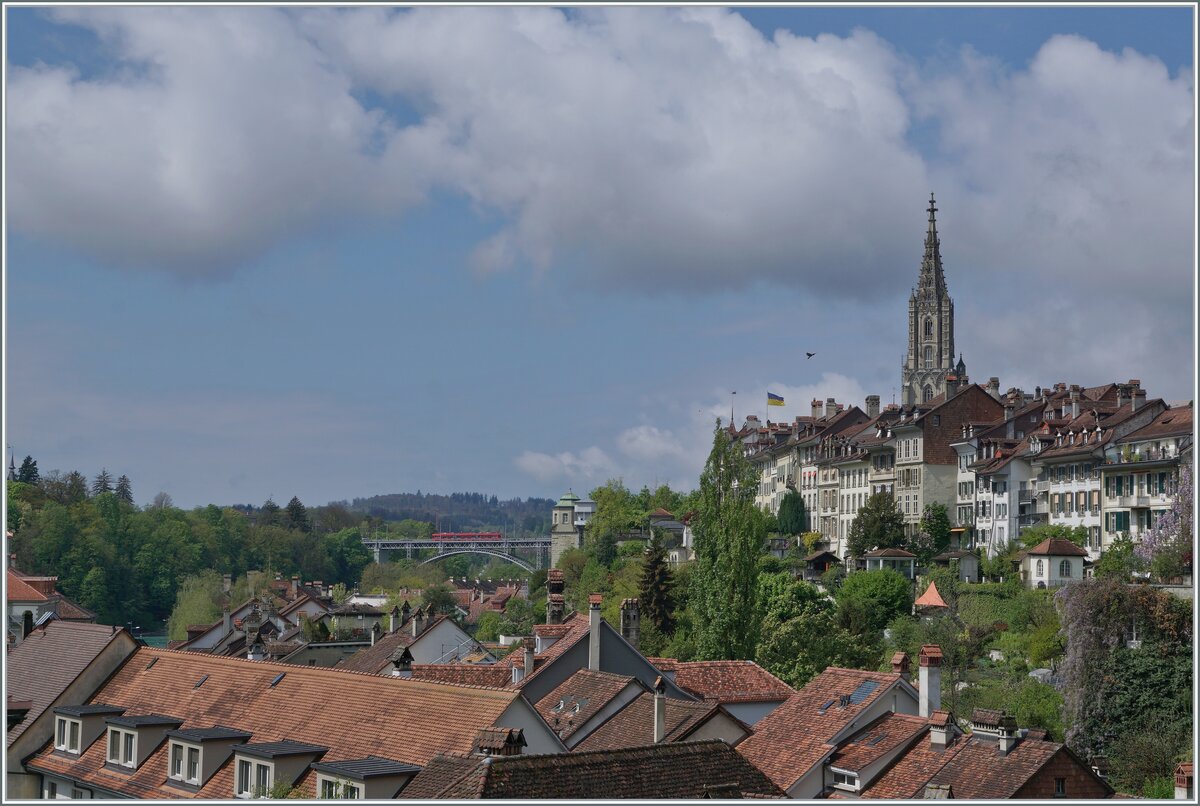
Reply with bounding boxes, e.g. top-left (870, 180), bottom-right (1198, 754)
top-left (847, 680), bottom-right (879, 704)
top-left (270, 673), bottom-right (286, 687)
top-left (194, 675), bottom-right (209, 689)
